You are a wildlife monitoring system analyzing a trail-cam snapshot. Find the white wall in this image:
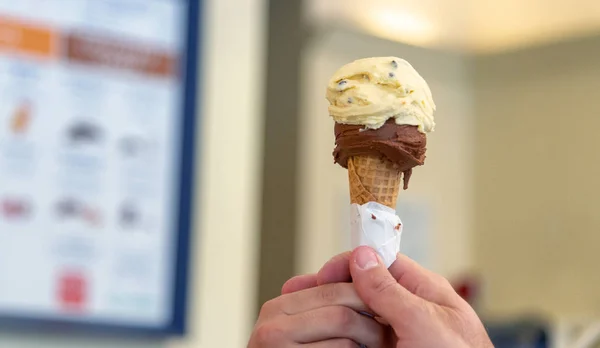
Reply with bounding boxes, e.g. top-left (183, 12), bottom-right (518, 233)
top-left (0, 0), bottom-right (267, 346)
top-left (297, 28), bottom-right (475, 278)
top-left (473, 35), bottom-right (600, 320)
